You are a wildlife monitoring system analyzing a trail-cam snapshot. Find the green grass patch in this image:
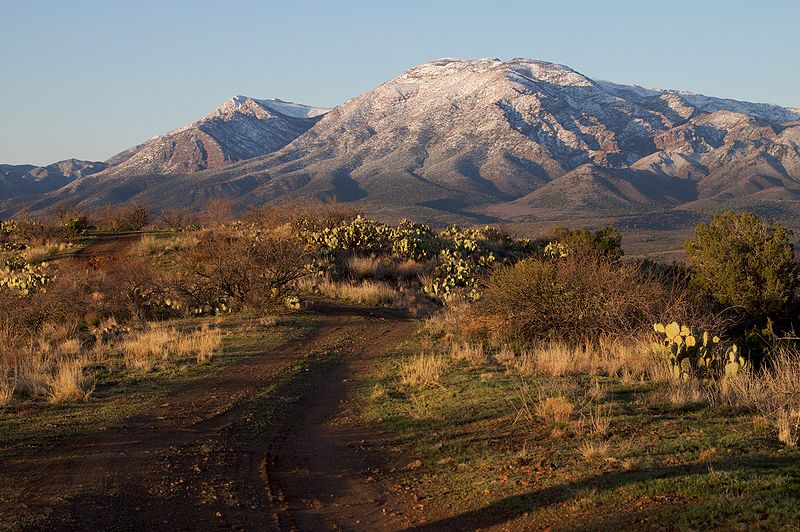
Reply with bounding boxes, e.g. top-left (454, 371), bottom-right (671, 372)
top-left (359, 332), bottom-right (800, 530)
